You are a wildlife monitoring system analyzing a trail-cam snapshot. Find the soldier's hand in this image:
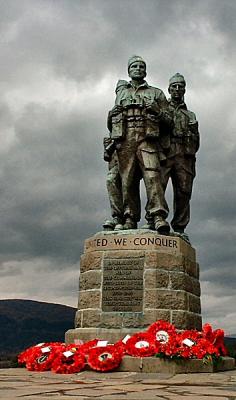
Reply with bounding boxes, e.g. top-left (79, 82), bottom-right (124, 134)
top-left (145, 101), bottom-right (160, 115)
top-left (144, 99), bottom-right (153, 109)
top-left (103, 137), bottom-right (112, 147)
top-left (110, 105), bottom-right (123, 116)
top-left (189, 121), bottom-right (199, 134)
